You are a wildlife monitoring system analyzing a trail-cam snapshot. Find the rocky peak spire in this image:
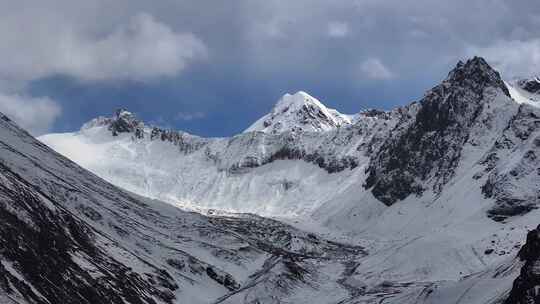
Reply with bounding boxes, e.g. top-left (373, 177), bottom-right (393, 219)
top-left (109, 109), bottom-right (143, 137)
top-left (444, 56), bottom-right (510, 97)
